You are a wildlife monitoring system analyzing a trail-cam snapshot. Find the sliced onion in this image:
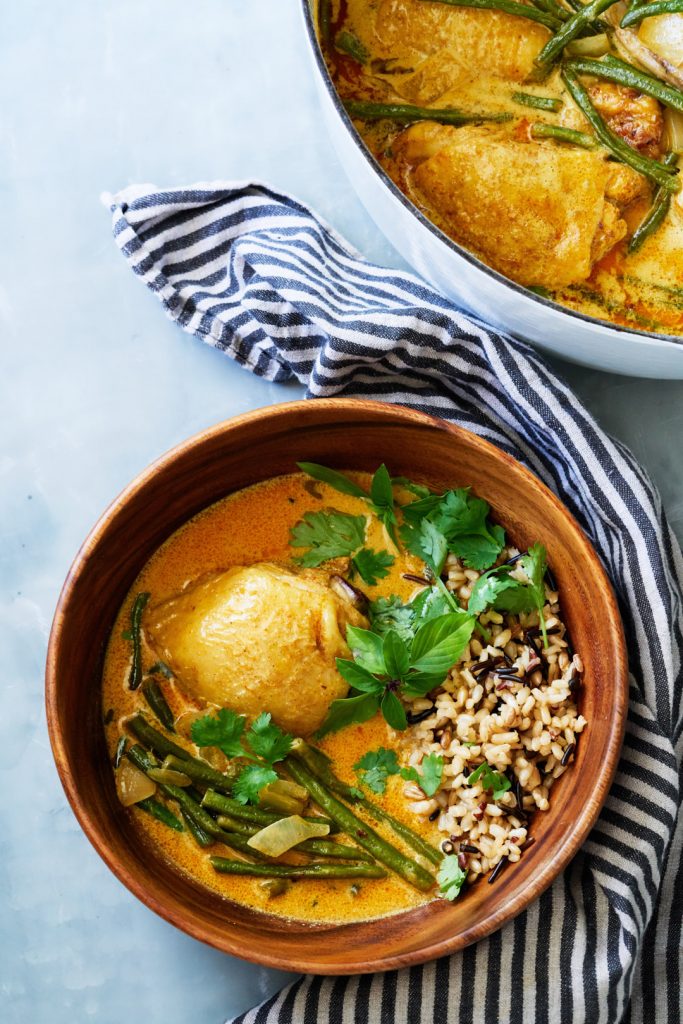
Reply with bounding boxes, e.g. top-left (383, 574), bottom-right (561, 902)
top-left (664, 108), bottom-right (683, 151)
top-left (566, 33), bottom-right (610, 57)
top-left (639, 14), bottom-right (683, 68)
top-left (247, 815), bottom-right (330, 856)
top-left (116, 761), bottom-right (156, 806)
top-left (329, 574), bottom-right (369, 613)
top-left (147, 766), bottom-right (192, 787)
top-left (606, 3), bottom-right (683, 88)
